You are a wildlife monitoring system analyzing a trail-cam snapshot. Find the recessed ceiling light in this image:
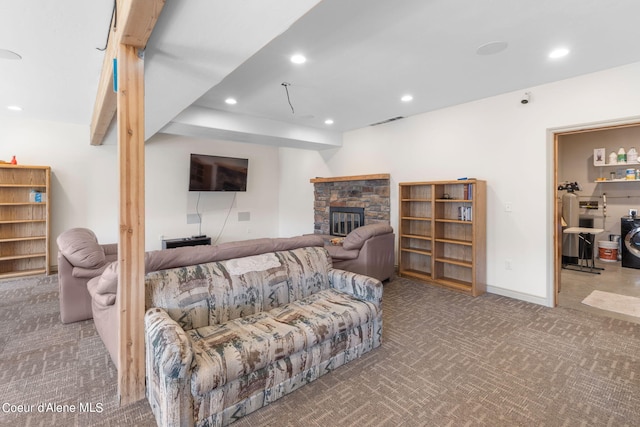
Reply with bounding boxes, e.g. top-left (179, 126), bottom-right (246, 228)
top-left (401, 95), bottom-right (413, 102)
top-left (324, 119), bottom-right (334, 125)
top-left (0, 49), bottom-right (21, 60)
top-left (225, 98), bottom-right (237, 105)
top-left (549, 47), bottom-right (570, 59)
top-left (290, 54), bottom-right (306, 64)
top-left (7, 105), bottom-right (22, 111)
top-left (476, 41), bottom-right (508, 56)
